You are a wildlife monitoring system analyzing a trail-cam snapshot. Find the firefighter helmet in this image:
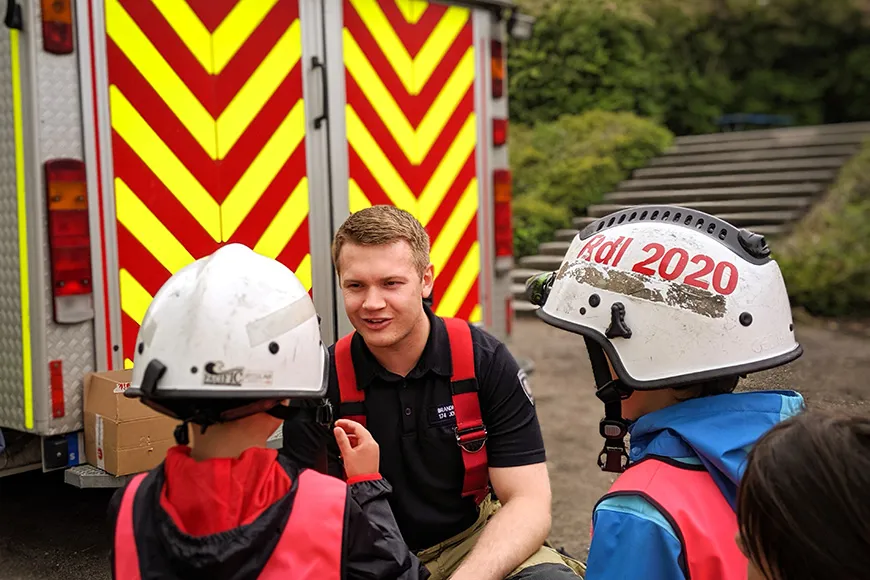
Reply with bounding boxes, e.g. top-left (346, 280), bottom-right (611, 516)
top-left (528, 205), bottom-right (802, 390)
top-left (124, 243), bottom-right (328, 424)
